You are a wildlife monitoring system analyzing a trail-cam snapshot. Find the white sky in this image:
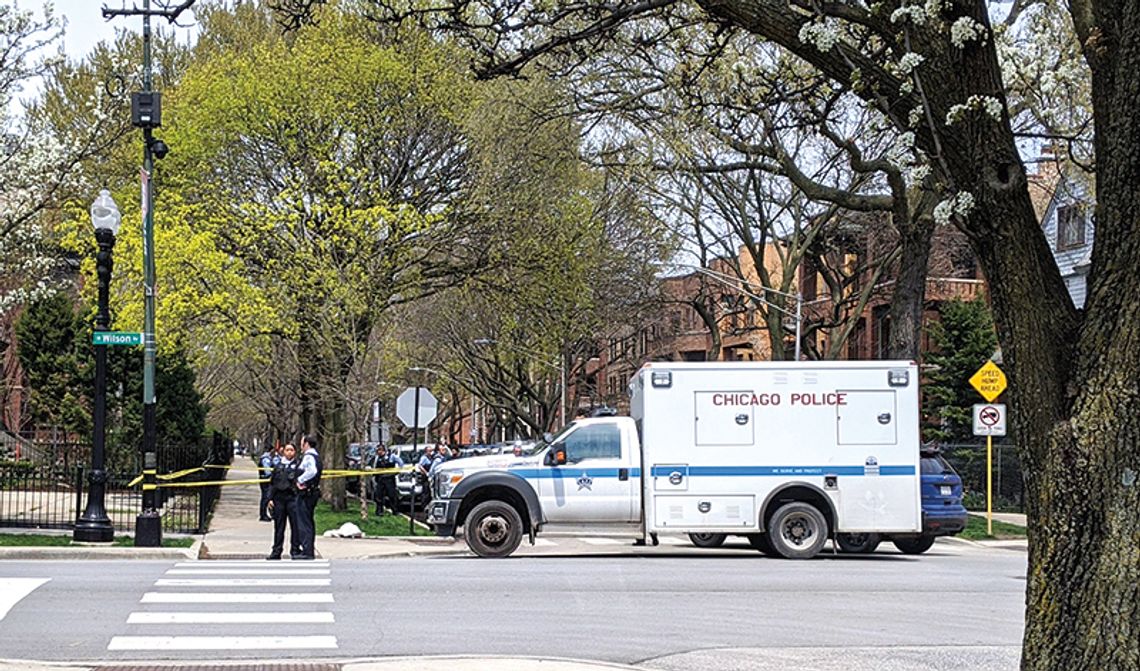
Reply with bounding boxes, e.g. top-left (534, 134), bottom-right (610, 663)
top-left (53, 0), bottom-right (124, 60)
top-left (7, 1), bottom-right (201, 113)
top-left (52, 0), bottom-right (201, 58)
